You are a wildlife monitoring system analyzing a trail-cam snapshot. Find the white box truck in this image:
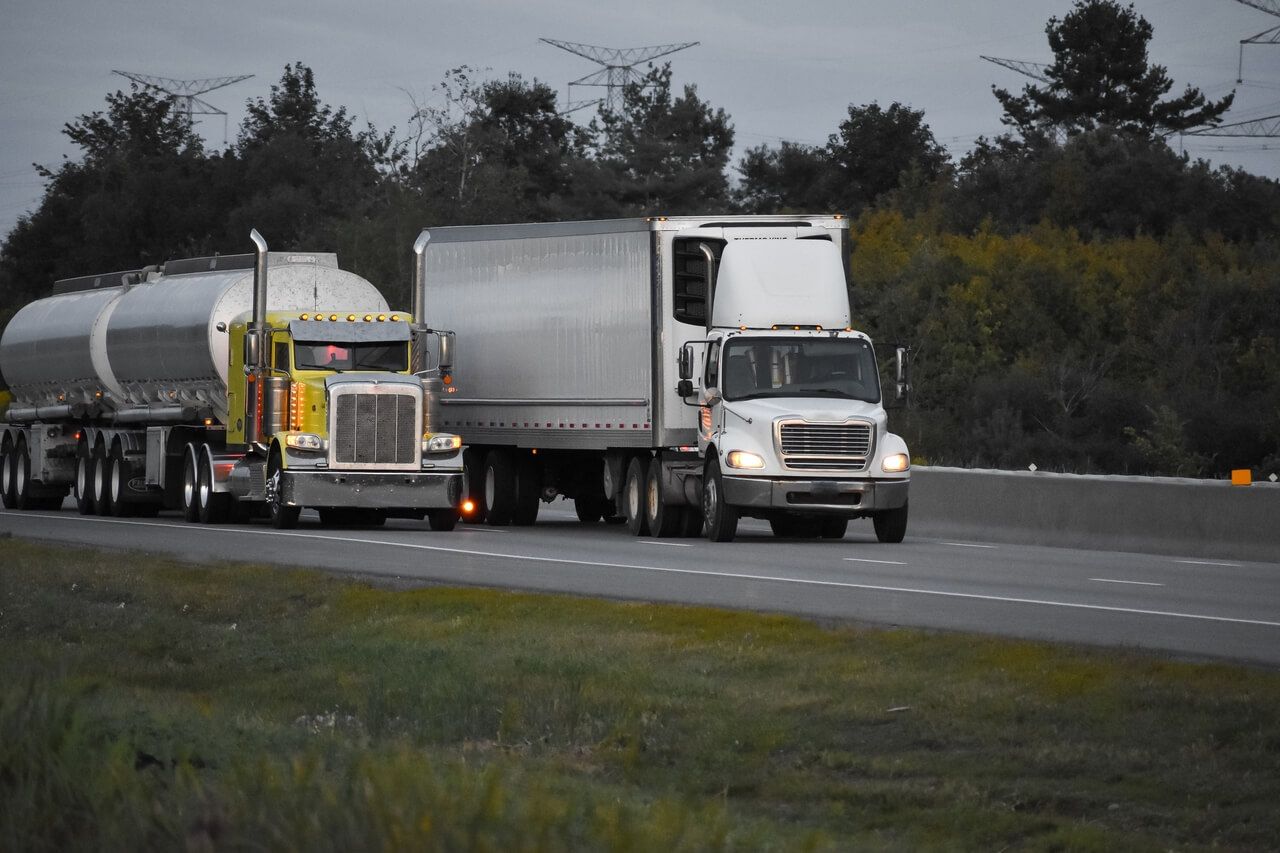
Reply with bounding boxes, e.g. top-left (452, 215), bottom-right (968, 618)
top-left (417, 215), bottom-right (910, 542)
